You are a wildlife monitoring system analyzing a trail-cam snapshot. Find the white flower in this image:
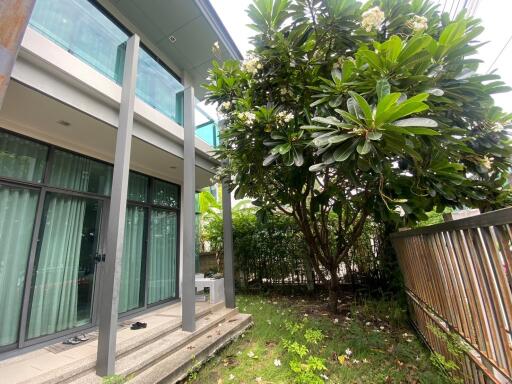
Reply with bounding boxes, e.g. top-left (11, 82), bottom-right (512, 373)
top-left (274, 358), bottom-right (282, 367)
top-left (345, 348), bottom-right (353, 356)
top-left (491, 122), bottom-right (504, 132)
top-left (267, 319), bottom-right (272, 325)
top-left (352, 359), bottom-right (360, 364)
top-left (229, 374), bottom-right (236, 381)
top-left (255, 377), bottom-right (263, 383)
top-left (219, 101), bottom-right (231, 112)
top-left (247, 351), bottom-right (255, 358)
top-left (380, 326), bottom-right (385, 330)
top-left (402, 332), bottom-right (409, 337)
top-left (365, 321), bottom-right (371, 326)
top-left (334, 318), bottom-right (339, 323)
top-left (238, 111), bottom-right (256, 127)
top-left (362, 6), bottom-right (385, 32)
top-left (481, 156), bottom-right (493, 170)
top-left (406, 338), bottom-right (413, 343)
top-left (407, 15), bottom-right (428, 32)
top-left (363, 358), bottom-right (369, 363)
top-left (276, 109), bottom-right (294, 123)
top-left (242, 57), bottom-right (261, 75)
top-left (320, 374), bottom-right (329, 380)
top-left (394, 206), bottom-right (406, 217)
